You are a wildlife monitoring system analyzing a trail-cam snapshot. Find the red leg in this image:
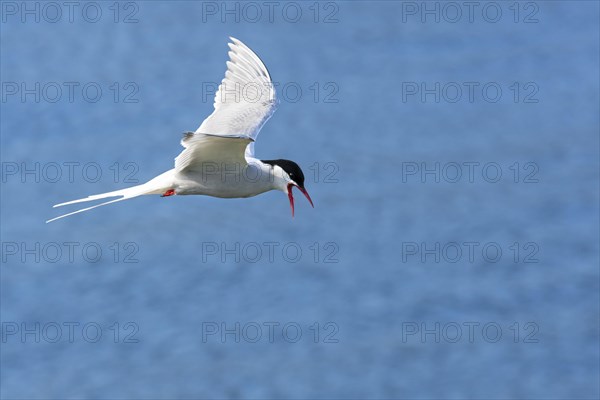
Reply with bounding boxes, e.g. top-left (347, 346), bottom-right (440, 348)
top-left (161, 189), bottom-right (175, 197)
